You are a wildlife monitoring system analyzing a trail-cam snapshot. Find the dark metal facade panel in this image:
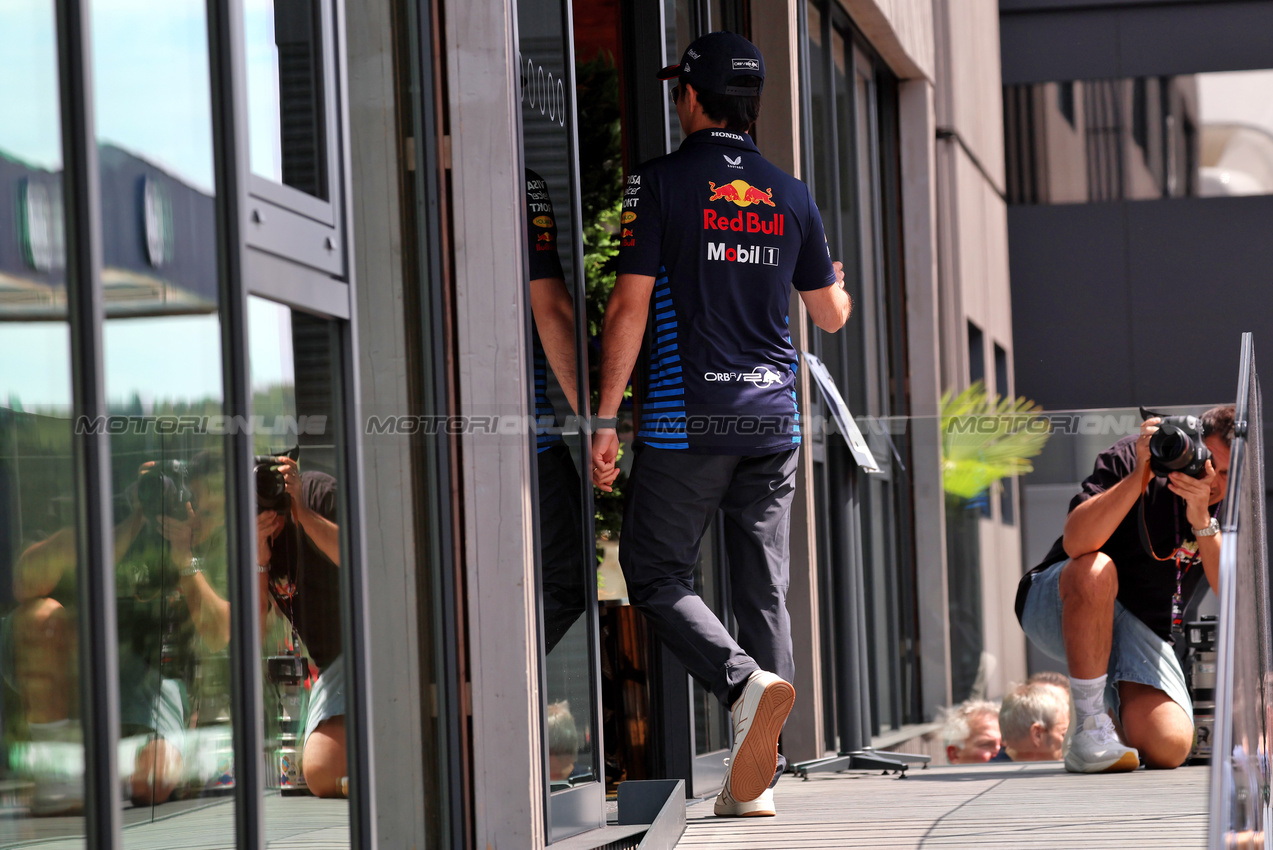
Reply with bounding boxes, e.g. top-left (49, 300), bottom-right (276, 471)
top-left (1007, 201), bottom-right (1135, 410)
top-left (1001, 1), bottom-right (1273, 85)
top-left (1008, 195), bottom-right (1273, 411)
